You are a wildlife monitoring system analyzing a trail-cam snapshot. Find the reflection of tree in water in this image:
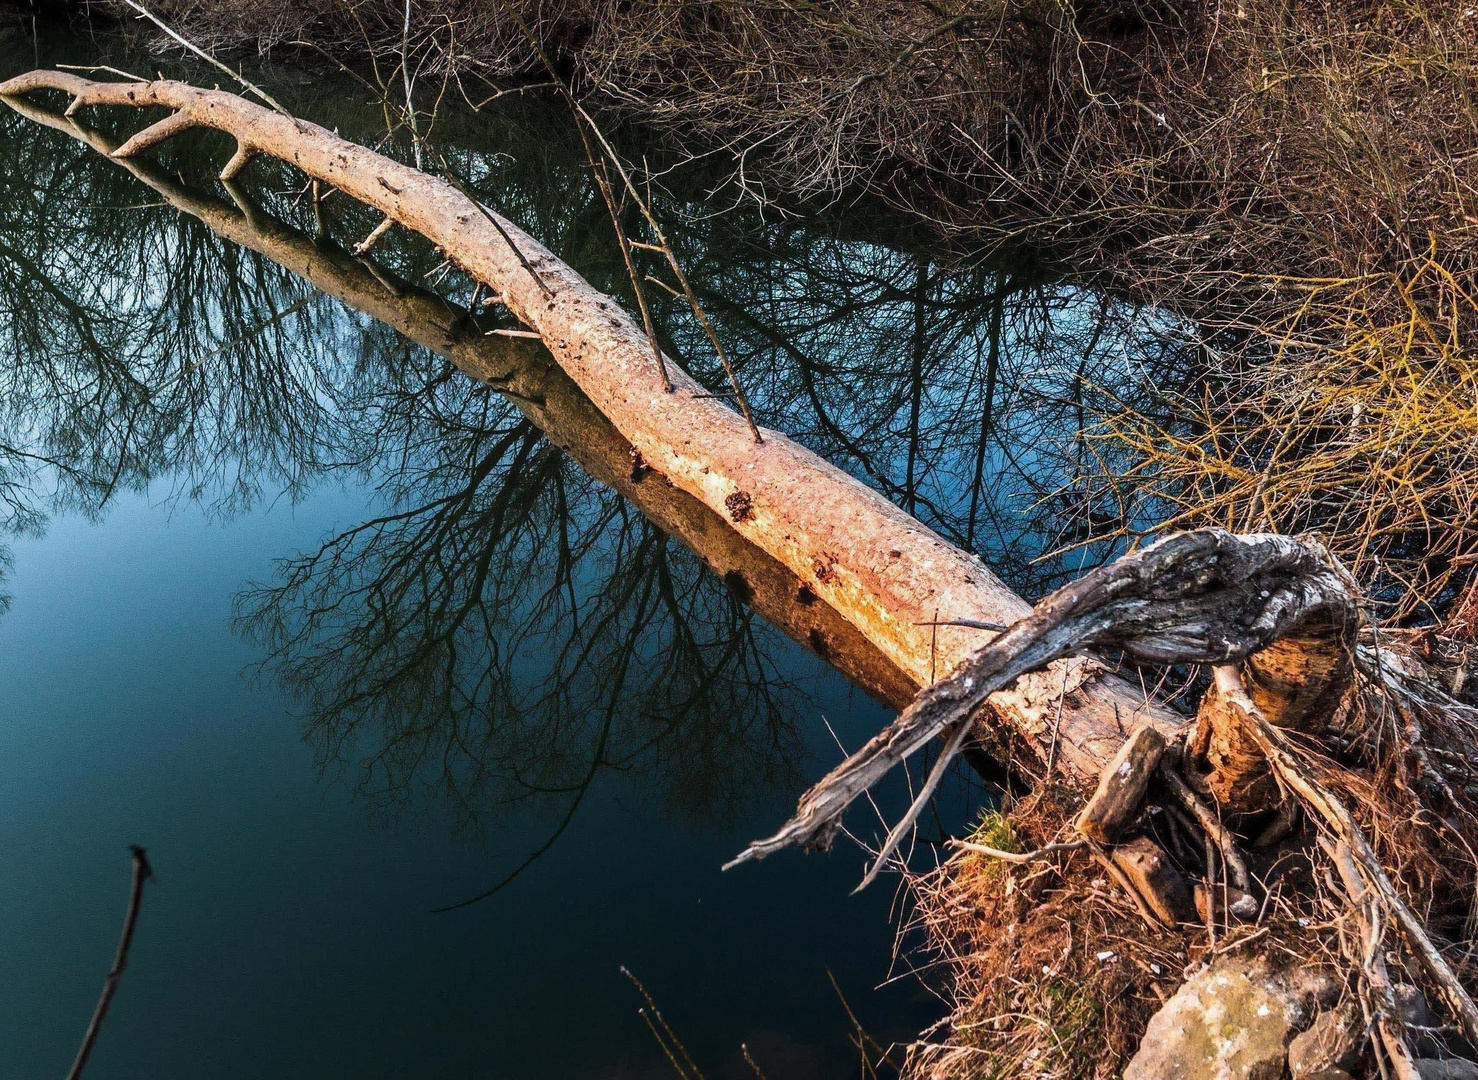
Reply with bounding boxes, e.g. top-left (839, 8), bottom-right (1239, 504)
top-left (0, 102), bottom-right (816, 838)
top-left (0, 50), bottom-right (1195, 856)
top-left (238, 399), bottom-right (809, 832)
top-left (644, 218), bottom-right (1194, 594)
